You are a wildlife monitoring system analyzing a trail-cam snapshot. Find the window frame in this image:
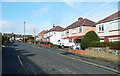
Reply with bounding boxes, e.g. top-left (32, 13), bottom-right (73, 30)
top-left (79, 26), bottom-right (82, 32)
top-left (72, 28), bottom-right (76, 34)
top-left (98, 24), bottom-right (104, 32)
